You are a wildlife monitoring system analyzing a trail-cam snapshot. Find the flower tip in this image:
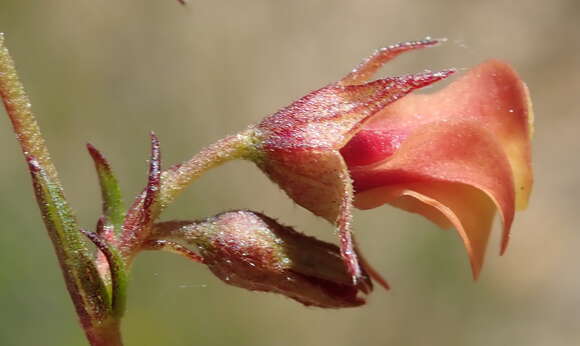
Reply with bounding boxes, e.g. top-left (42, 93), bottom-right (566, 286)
top-left (148, 133), bottom-right (161, 167)
top-left (437, 68), bottom-right (456, 77)
top-left (383, 37), bottom-right (445, 52)
top-left (500, 232), bottom-right (511, 256)
top-left (86, 142), bottom-right (112, 172)
top-left (149, 132), bottom-right (161, 166)
top-left (86, 142), bottom-right (99, 157)
top-left (467, 246), bottom-right (484, 281)
top-left (471, 267), bottom-right (481, 281)
top-left (426, 68), bottom-right (457, 80)
top-left (359, 253), bottom-right (390, 291)
top-left (340, 38), bottom-right (451, 86)
top-left (418, 36), bottom-right (447, 47)
top-left (353, 274), bottom-right (372, 294)
top-left (395, 68), bottom-right (456, 90)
